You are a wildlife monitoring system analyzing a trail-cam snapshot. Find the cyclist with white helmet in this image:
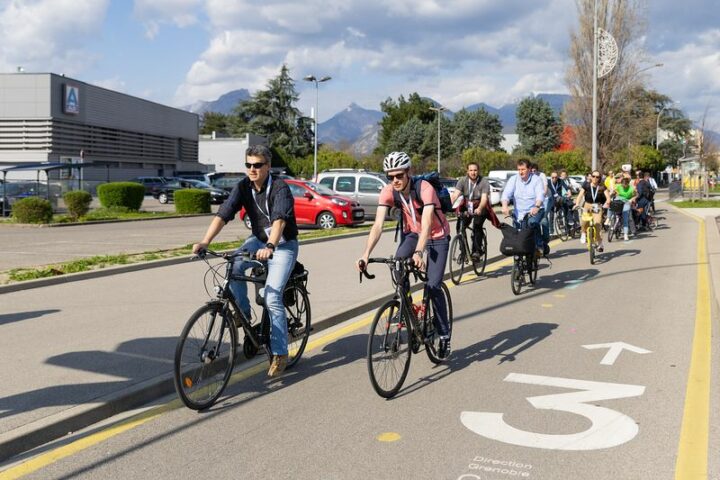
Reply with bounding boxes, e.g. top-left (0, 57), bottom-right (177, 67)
top-left (356, 152), bottom-right (453, 359)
